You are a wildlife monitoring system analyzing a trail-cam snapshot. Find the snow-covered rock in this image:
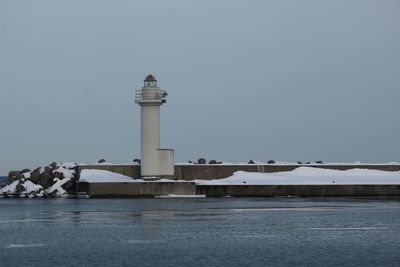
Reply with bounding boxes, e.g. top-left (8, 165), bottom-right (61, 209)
top-left (0, 162), bottom-right (77, 198)
top-left (0, 181), bottom-right (20, 196)
top-left (46, 177), bottom-right (70, 197)
top-left (20, 180), bottom-right (43, 198)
